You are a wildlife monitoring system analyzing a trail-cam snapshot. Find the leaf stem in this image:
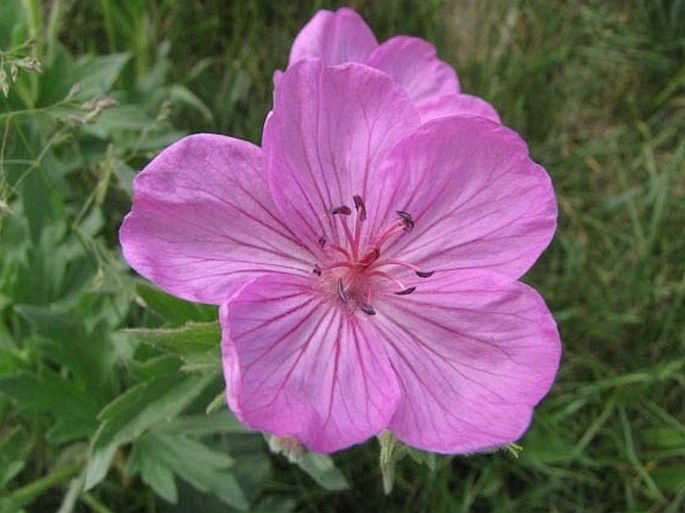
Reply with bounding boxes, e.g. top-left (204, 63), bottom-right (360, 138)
top-left (1, 462), bottom-right (82, 510)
